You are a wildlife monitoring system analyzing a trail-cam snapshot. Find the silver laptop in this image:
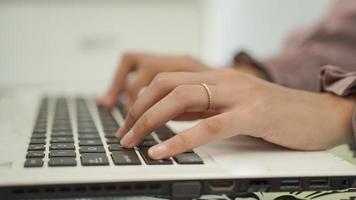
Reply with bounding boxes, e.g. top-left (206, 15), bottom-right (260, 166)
top-left (1, 92), bottom-right (356, 199)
